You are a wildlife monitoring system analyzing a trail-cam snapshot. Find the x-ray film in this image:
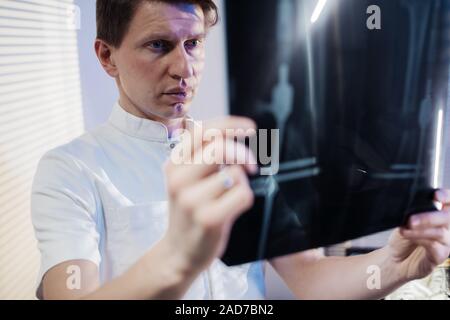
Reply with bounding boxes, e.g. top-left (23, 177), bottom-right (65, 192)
top-left (222, 0), bottom-right (450, 266)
